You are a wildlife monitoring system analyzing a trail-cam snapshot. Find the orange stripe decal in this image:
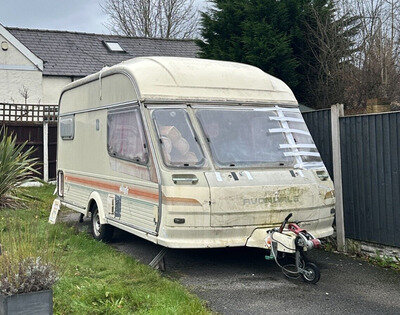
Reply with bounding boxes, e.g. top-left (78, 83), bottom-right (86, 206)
top-left (65, 174), bottom-right (201, 205)
top-left (130, 188), bottom-right (159, 201)
top-left (65, 174), bottom-right (159, 202)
